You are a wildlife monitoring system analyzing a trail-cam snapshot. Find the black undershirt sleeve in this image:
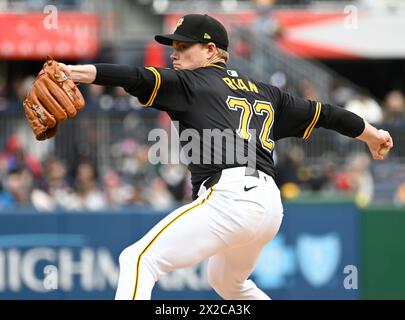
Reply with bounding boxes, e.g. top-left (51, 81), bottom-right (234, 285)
top-left (93, 63), bottom-right (189, 112)
top-left (316, 103), bottom-right (365, 138)
top-left (93, 64), bottom-right (154, 104)
top-left (271, 85), bottom-right (365, 140)
top-left (93, 64), bottom-right (140, 87)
